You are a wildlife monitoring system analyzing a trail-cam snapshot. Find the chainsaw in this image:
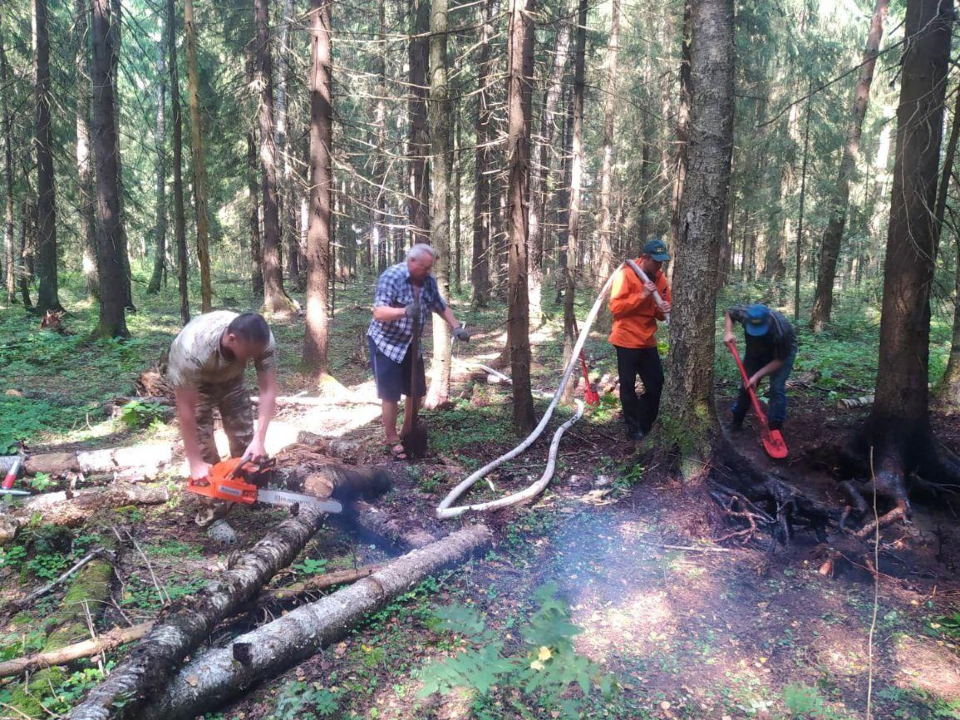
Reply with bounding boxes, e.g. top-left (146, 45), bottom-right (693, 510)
top-left (186, 457), bottom-right (343, 514)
